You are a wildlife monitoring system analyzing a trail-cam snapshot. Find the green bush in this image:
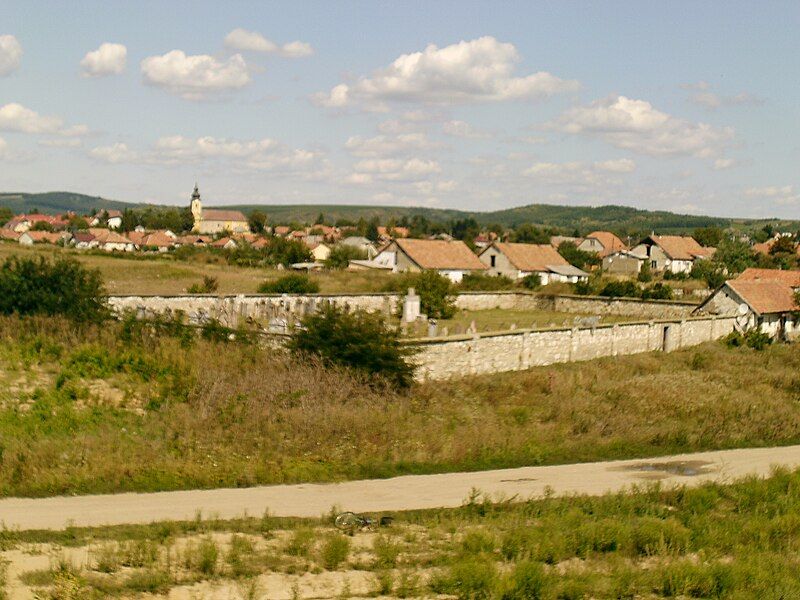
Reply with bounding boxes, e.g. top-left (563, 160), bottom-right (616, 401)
top-left (499, 560), bottom-right (547, 600)
top-left (324, 244), bottom-right (367, 269)
top-left (289, 305), bottom-right (416, 388)
top-left (637, 261), bottom-right (653, 283)
top-left (320, 534), bottom-right (350, 570)
top-left (640, 282), bottom-right (674, 300)
top-left (385, 270), bottom-right (456, 319)
top-left (724, 330), bottom-right (773, 351)
top-left (257, 273), bottom-right (320, 294)
top-left (458, 272), bottom-right (515, 291)
top-left (0, 255), bottom-right (107, 322)
top-left (186, 275), bottom-right (219, 294)
top-left (520, 273), bottom-right (542, 290)
top-left (599, 280), bottom-right (640, 298)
